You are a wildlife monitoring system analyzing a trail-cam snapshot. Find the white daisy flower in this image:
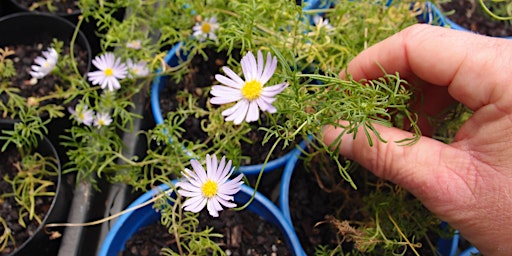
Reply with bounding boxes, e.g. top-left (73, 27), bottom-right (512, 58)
top-left (30, 47), bottom-right (58, 79)
top-left (210, 50), bottom-right (288, 125)
top-left (192, 16), bottom-right (219, 42)
top-left (93, 112), bottom-right (113, 128)
top-left (69, 104), bottom-right (95, 126)
top-left (87, 53), bottom-right (127, 92)
top-left (126, 59), bottom-right (149, 78)
top-left (313, 16), bottom-right (334, 31)
top-left (126, 40), bottom-right (142, 50)
top-left (176, 154), bottom-right (244, 217)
